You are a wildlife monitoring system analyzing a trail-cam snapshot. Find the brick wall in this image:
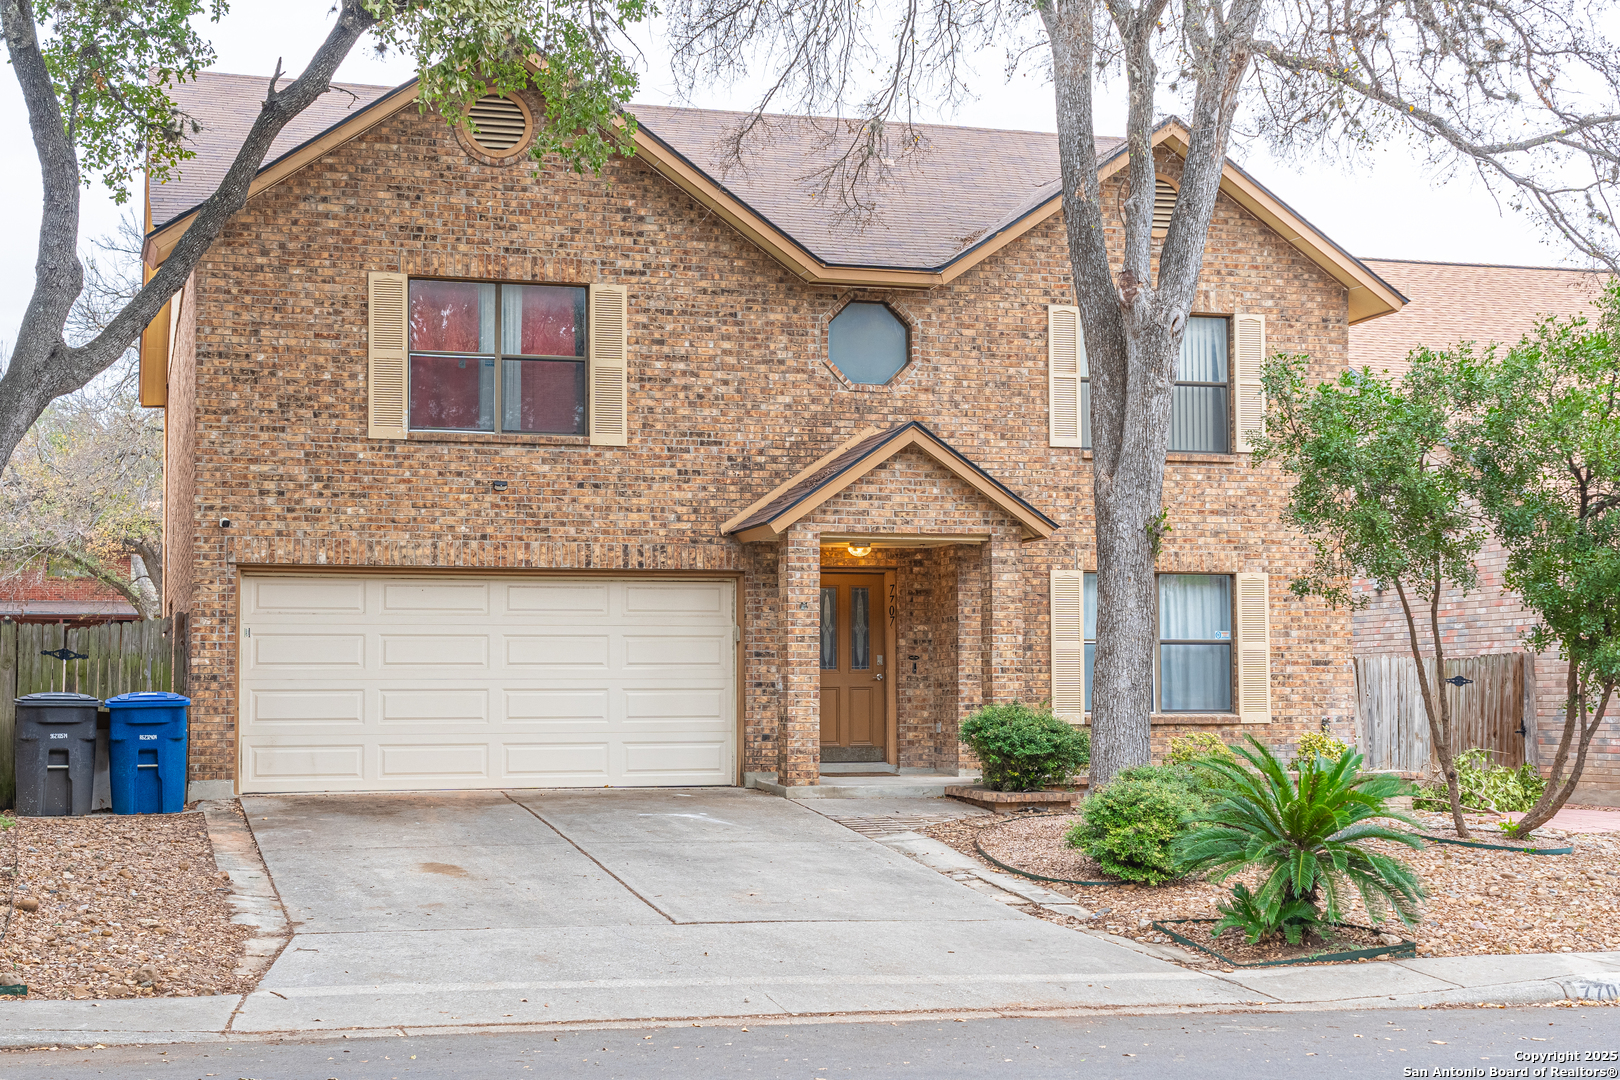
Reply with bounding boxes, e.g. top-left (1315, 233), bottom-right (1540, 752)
top-left (167, 109), bottom-right (1355, 786)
